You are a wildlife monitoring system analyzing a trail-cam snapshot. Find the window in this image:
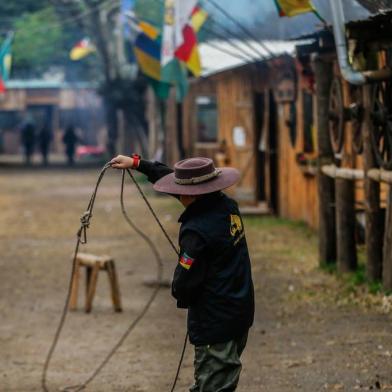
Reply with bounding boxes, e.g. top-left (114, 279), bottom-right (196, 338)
top-left (302, 90), bottom-right (314, 153)
top-left (196, 96), bottom-right (217, 143)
